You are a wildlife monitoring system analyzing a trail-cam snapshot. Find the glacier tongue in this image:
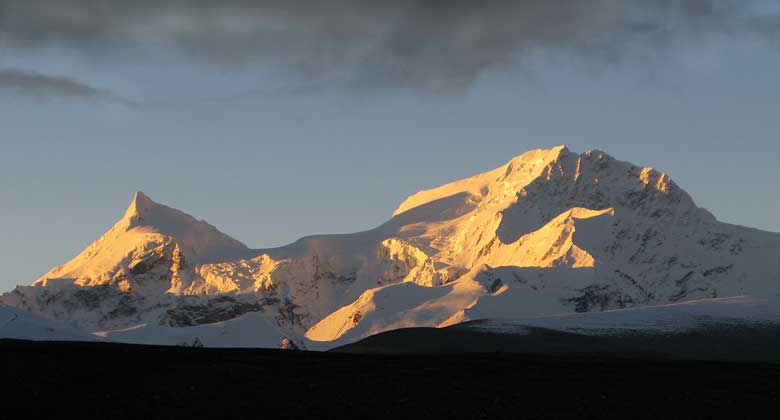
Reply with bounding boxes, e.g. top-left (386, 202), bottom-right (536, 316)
top-left (2, 146), bottom-right (780, 348)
